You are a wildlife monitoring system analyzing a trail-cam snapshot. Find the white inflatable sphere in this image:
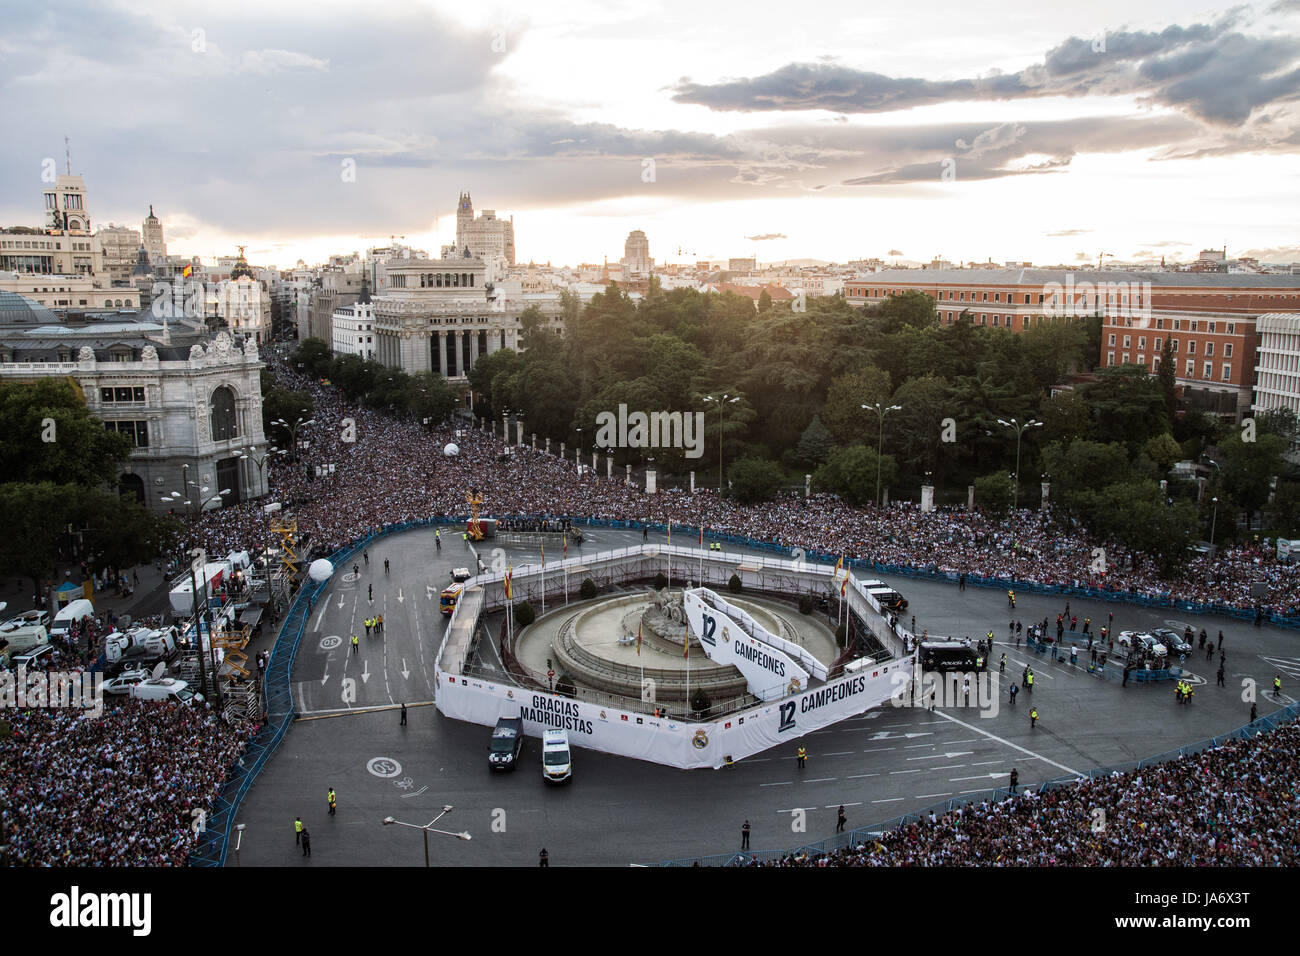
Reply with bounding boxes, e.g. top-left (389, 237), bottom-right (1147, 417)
top-left (443, 443), bottom-right (460, 456)
top-left (308, 558), bottom-right (335, 582)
